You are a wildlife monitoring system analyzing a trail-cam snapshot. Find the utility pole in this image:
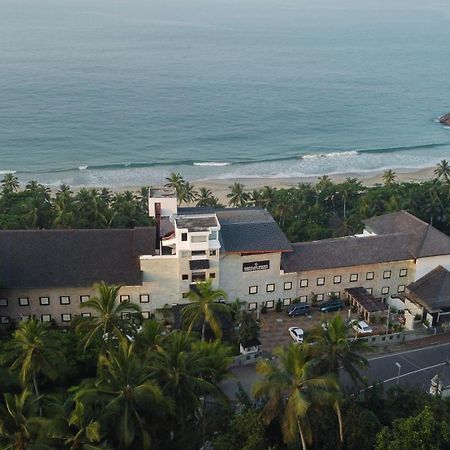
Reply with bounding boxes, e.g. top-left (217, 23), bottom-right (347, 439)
top-left (395, 362), bottom-right (402, 385)
top-left (385, 305), bottom-right (391, 335)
